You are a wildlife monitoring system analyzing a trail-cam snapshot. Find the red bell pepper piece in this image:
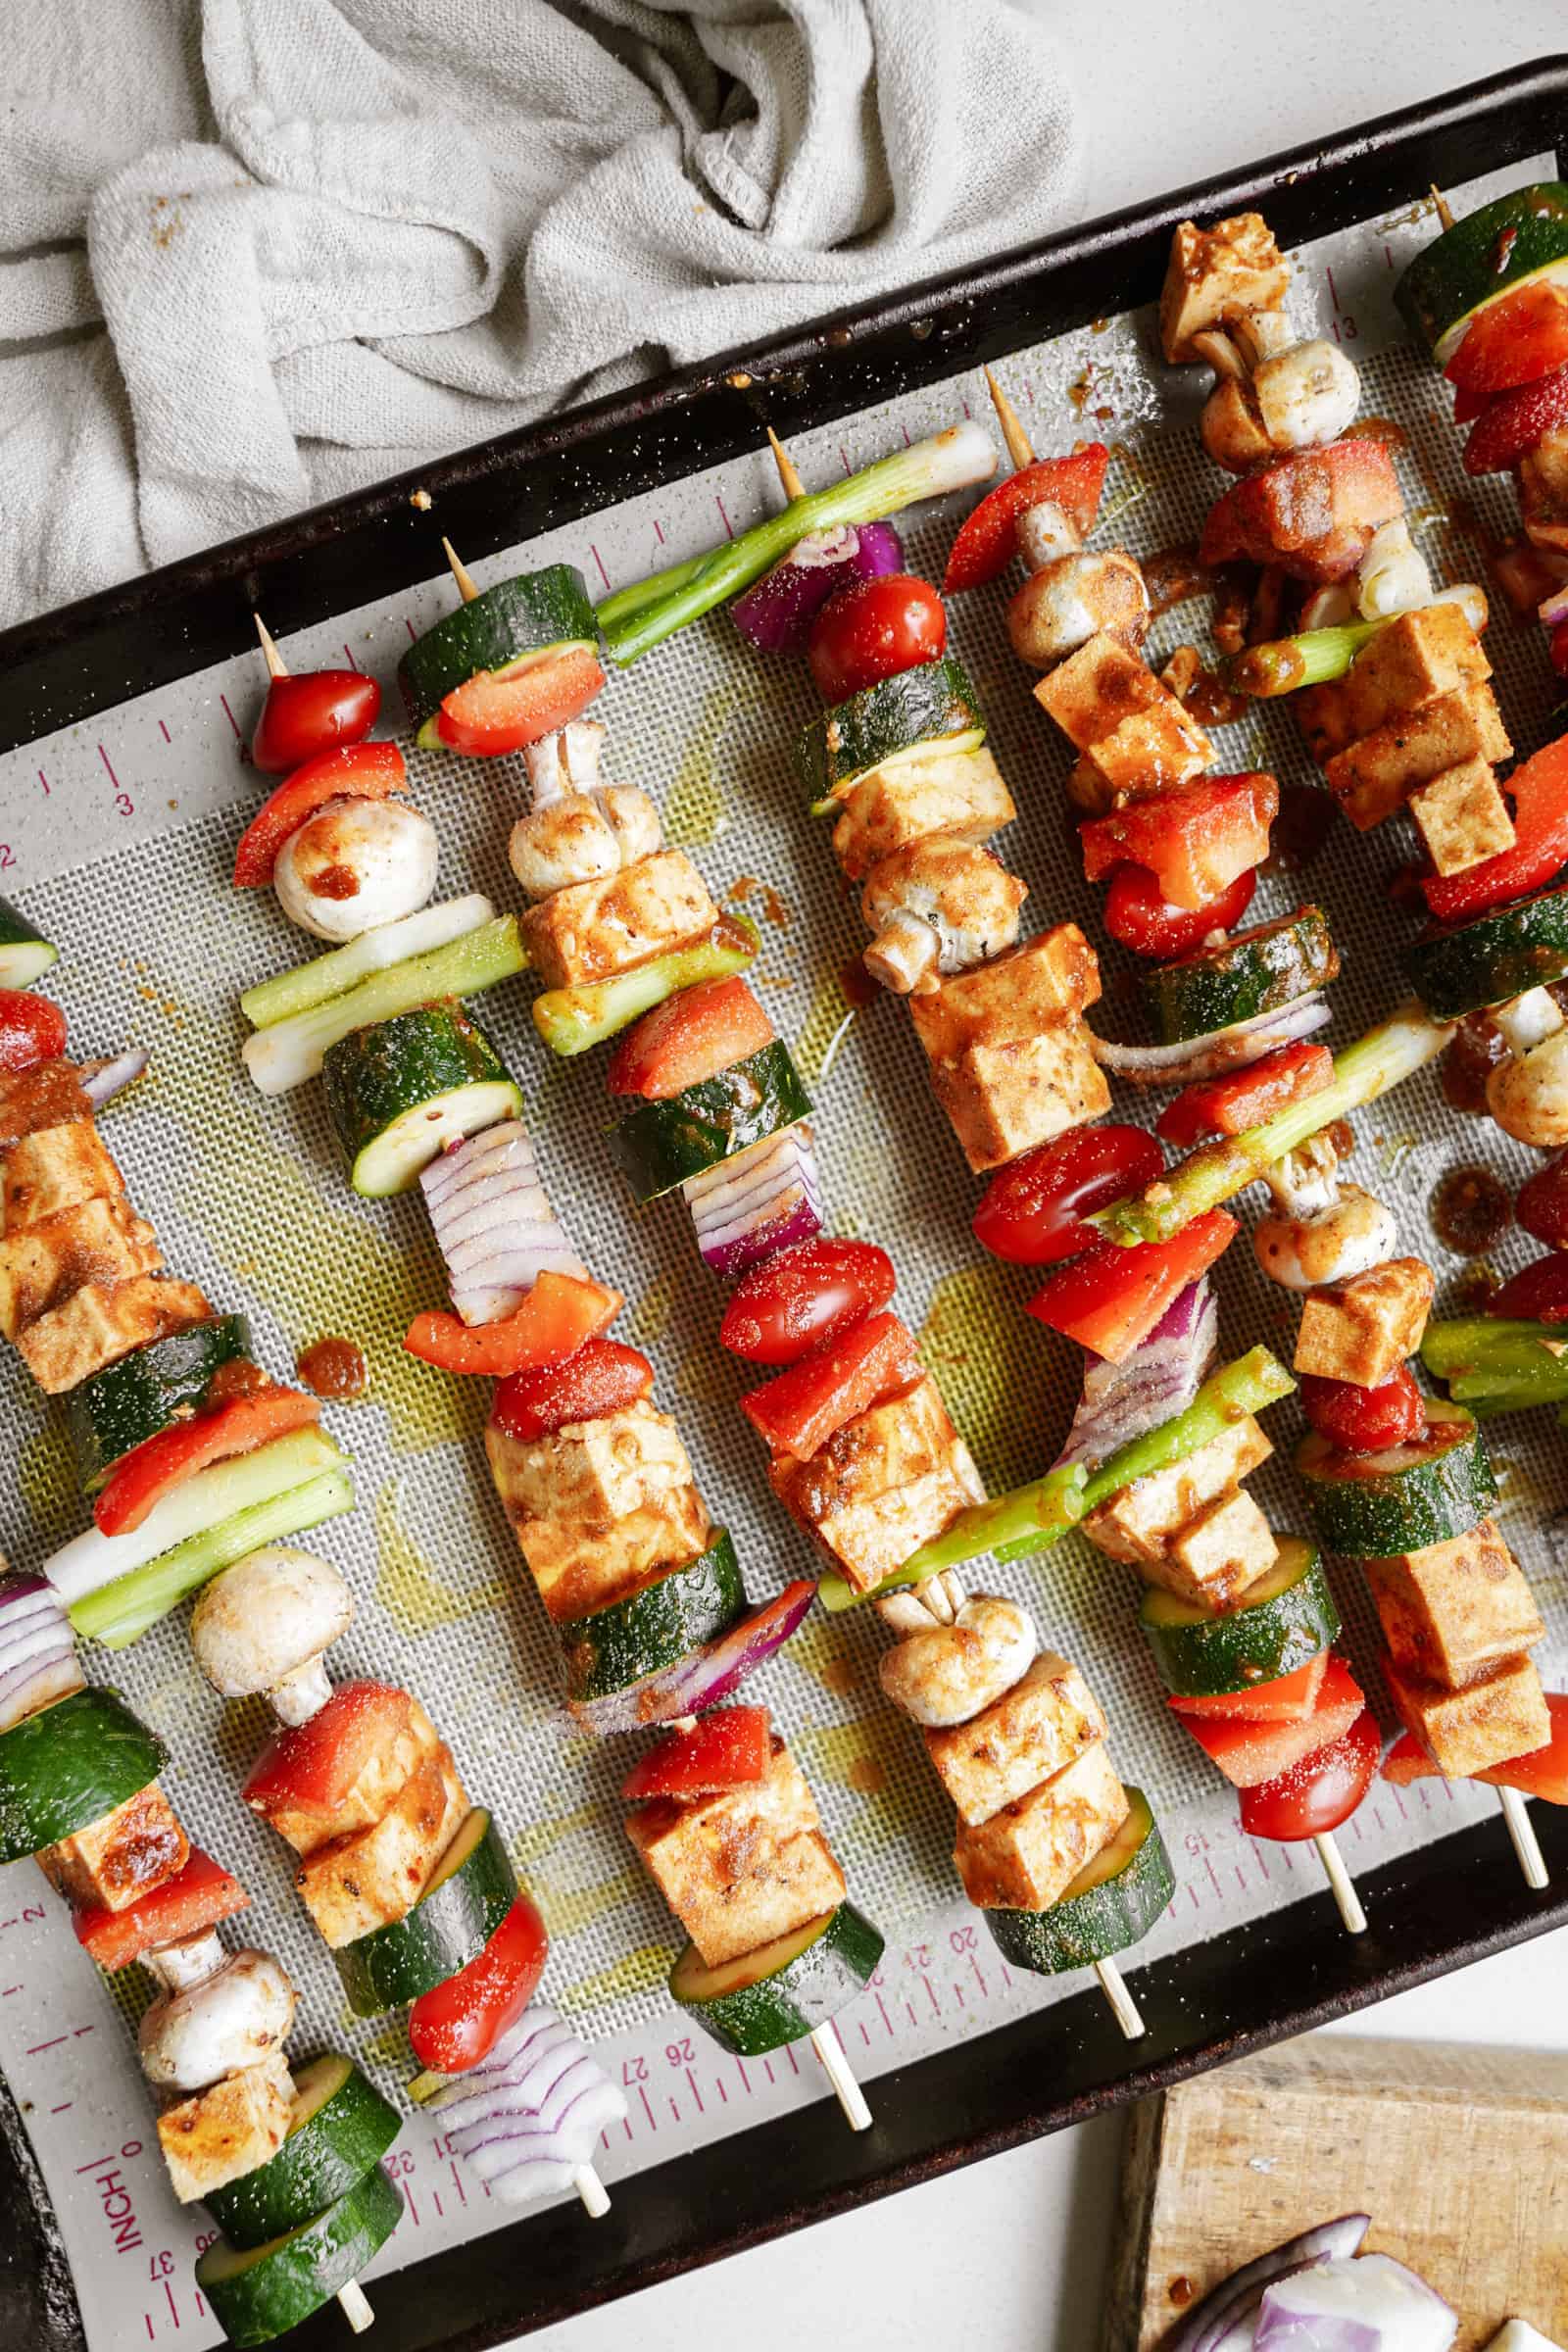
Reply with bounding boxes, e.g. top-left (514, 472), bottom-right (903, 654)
top-left (620, 1708), bottom-right (772, 1801)
top-left (1026, 1208), bottom-right (1237, 1363)
top-left (1299, 1364), bottom-right (1425, 1452)
top-left (1239, 1706), bottom-right (1381, 1839)
top-left (405, 1273), bottom-right (620, 1377)
top-left (1168, 1650), bottom-right (1329, 1726)
top-left (1421, 731), bottom-right (1568, 923)
top-left (1080, 772), bottom-right (1278, 912)
top-left (1451, 376), bottom-right (1490, 425)
top-left (74, 1847), bottom-right (250, 1973)
top-left (92, 1387), bottom-right (321, 1536)
top-left (232, 742), bottom-right (407, 886)
top-left (607, 977), bottom-right (773, 1100)
top-left (1383, 1691), bottom-right (1568, 1803)
top-left (252, 669), bottom-right (381, 775)
top-left (434, 647), bottom-right (606, 758)
top-left (1181, 1656), bottom-right (1365, 1789)
top-left (741, 1311), bottom-right (923, 1458)
top-left (1156, 1041), bottom-right (1335, 1148)
top-left (489, 1338), bottom-right (654, 1443)
top-left (1464, 361), bottom-right (1568, 475)
top-left (242, 1681), bottom-right (413, 1832)
top-left (407, 1893), bottom-right (550, 2075)
top-left (1200, 439), bottom-right (1403, 581)
top-left (1446, 279), bottom-right (1568, 396)
top-left (0, 991), bottom-right (67, 1076)
top-left (943, 447), bottom-right (1110, 593)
